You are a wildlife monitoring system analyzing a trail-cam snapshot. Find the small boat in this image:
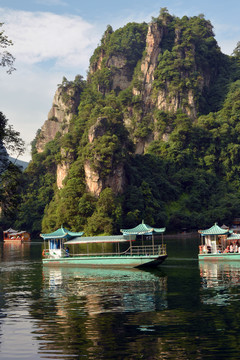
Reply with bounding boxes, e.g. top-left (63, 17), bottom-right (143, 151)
top-left (3, 228), bottom-right (31, 242)
top-left (41, 222), bottom-right (167, 268)
top-left (198, 223), bottom-right (240, 260)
